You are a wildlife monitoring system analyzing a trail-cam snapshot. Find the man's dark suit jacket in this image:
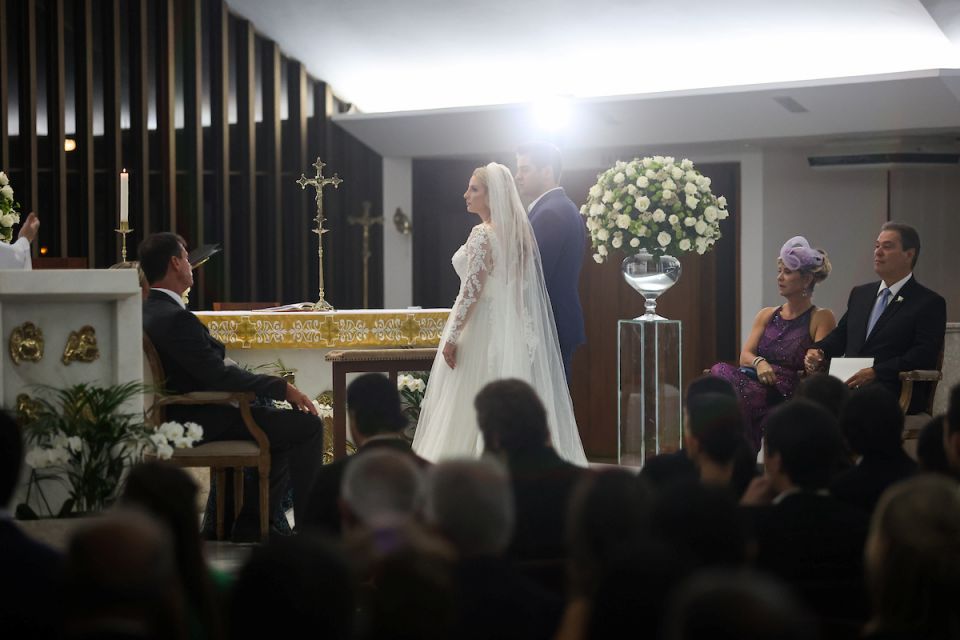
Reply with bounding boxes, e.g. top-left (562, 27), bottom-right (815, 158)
top-left (528, 189), bottom-right (587, 374)
top-left (143, 289), bottom-right (286, 437)
top-left (815, 276), bottom-right (946, 414)
top-left (0, 519), bottom-right (64, 637)
top-left (299, 437), bottom-right (426, 535)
